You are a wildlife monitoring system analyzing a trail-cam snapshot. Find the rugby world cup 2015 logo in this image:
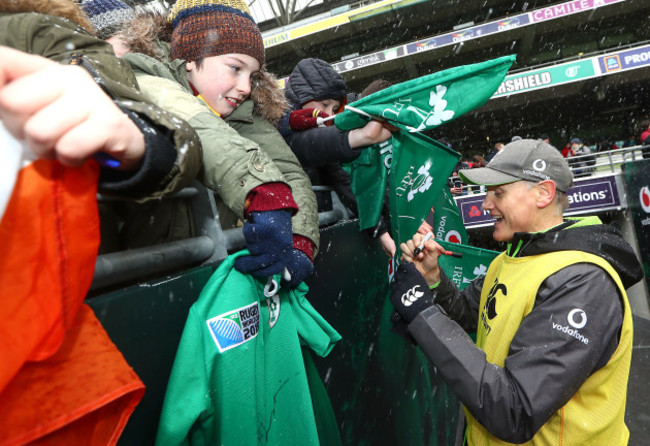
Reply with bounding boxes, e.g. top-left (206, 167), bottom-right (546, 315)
top-left (640, 186), bottom-right (650, 213)
top-left (206, 302), bottom-right (260, 353)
